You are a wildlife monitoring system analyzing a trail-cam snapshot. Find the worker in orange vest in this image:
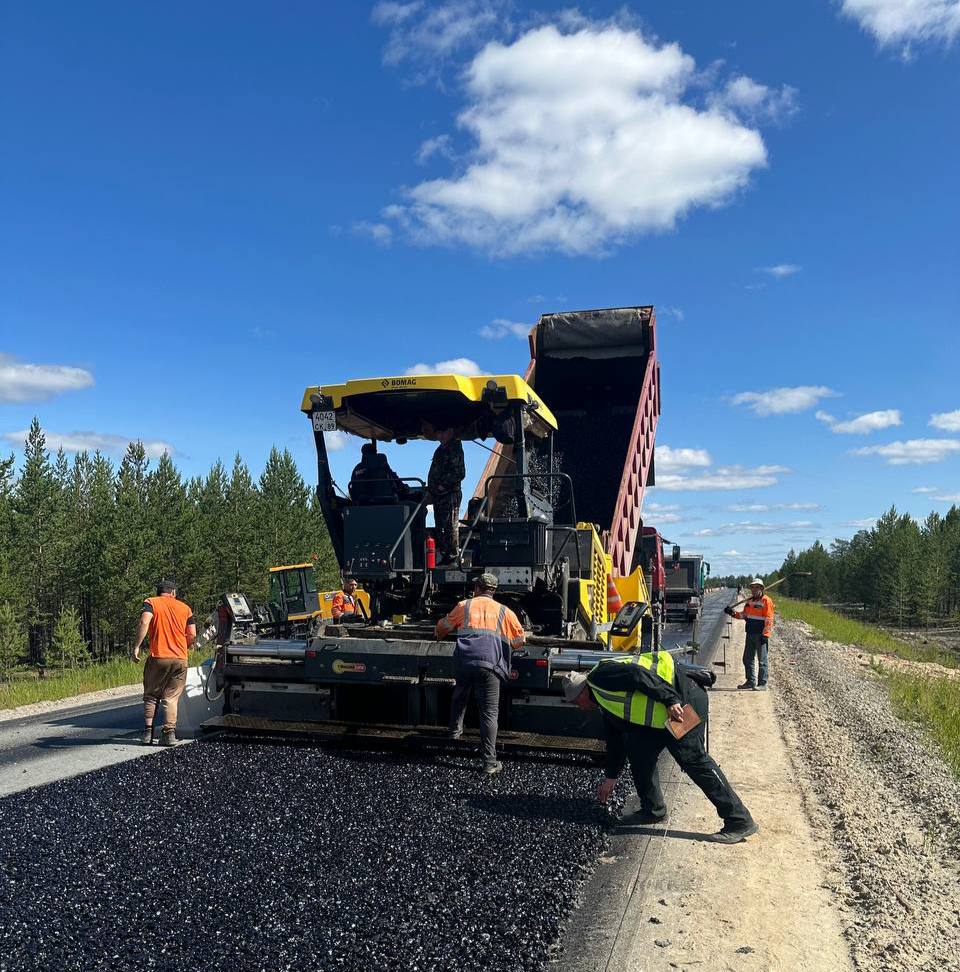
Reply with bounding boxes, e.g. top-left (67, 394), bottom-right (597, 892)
top-left (131, 578), bottom-right (196, 746)
top-left (332, 577), bottom-right (364, 623)
top-left (724, 578), bottom-right (775, 691)
top-left (436, 573), bottom-right (526, 775)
